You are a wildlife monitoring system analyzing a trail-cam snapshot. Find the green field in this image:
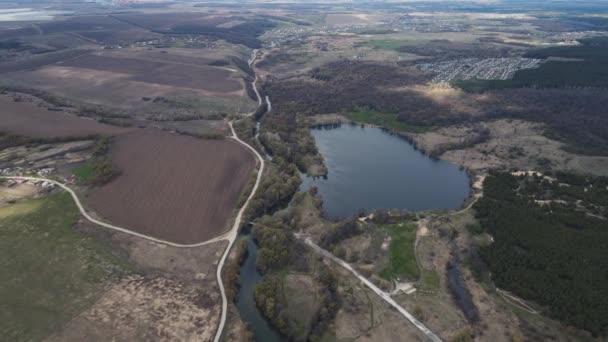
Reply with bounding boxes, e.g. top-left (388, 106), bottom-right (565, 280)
top-left (419, 269), bottom-right (440, 292)
top-left (73, 161), bottom-right (96, 182)
top-left (72, 158), bottom-right (116, 185)
top-left (380, 223), bottom-right (419, 281)
top-left (0, 193), bottom-right (129, 341)
top-left (348, 111), bottom-right (430, 133)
